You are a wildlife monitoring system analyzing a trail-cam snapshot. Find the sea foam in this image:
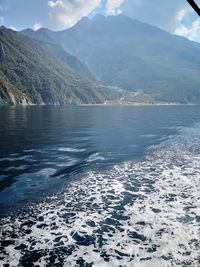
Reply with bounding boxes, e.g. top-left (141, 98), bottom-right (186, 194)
top-left (0, 124), bottom-right (200, 267)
